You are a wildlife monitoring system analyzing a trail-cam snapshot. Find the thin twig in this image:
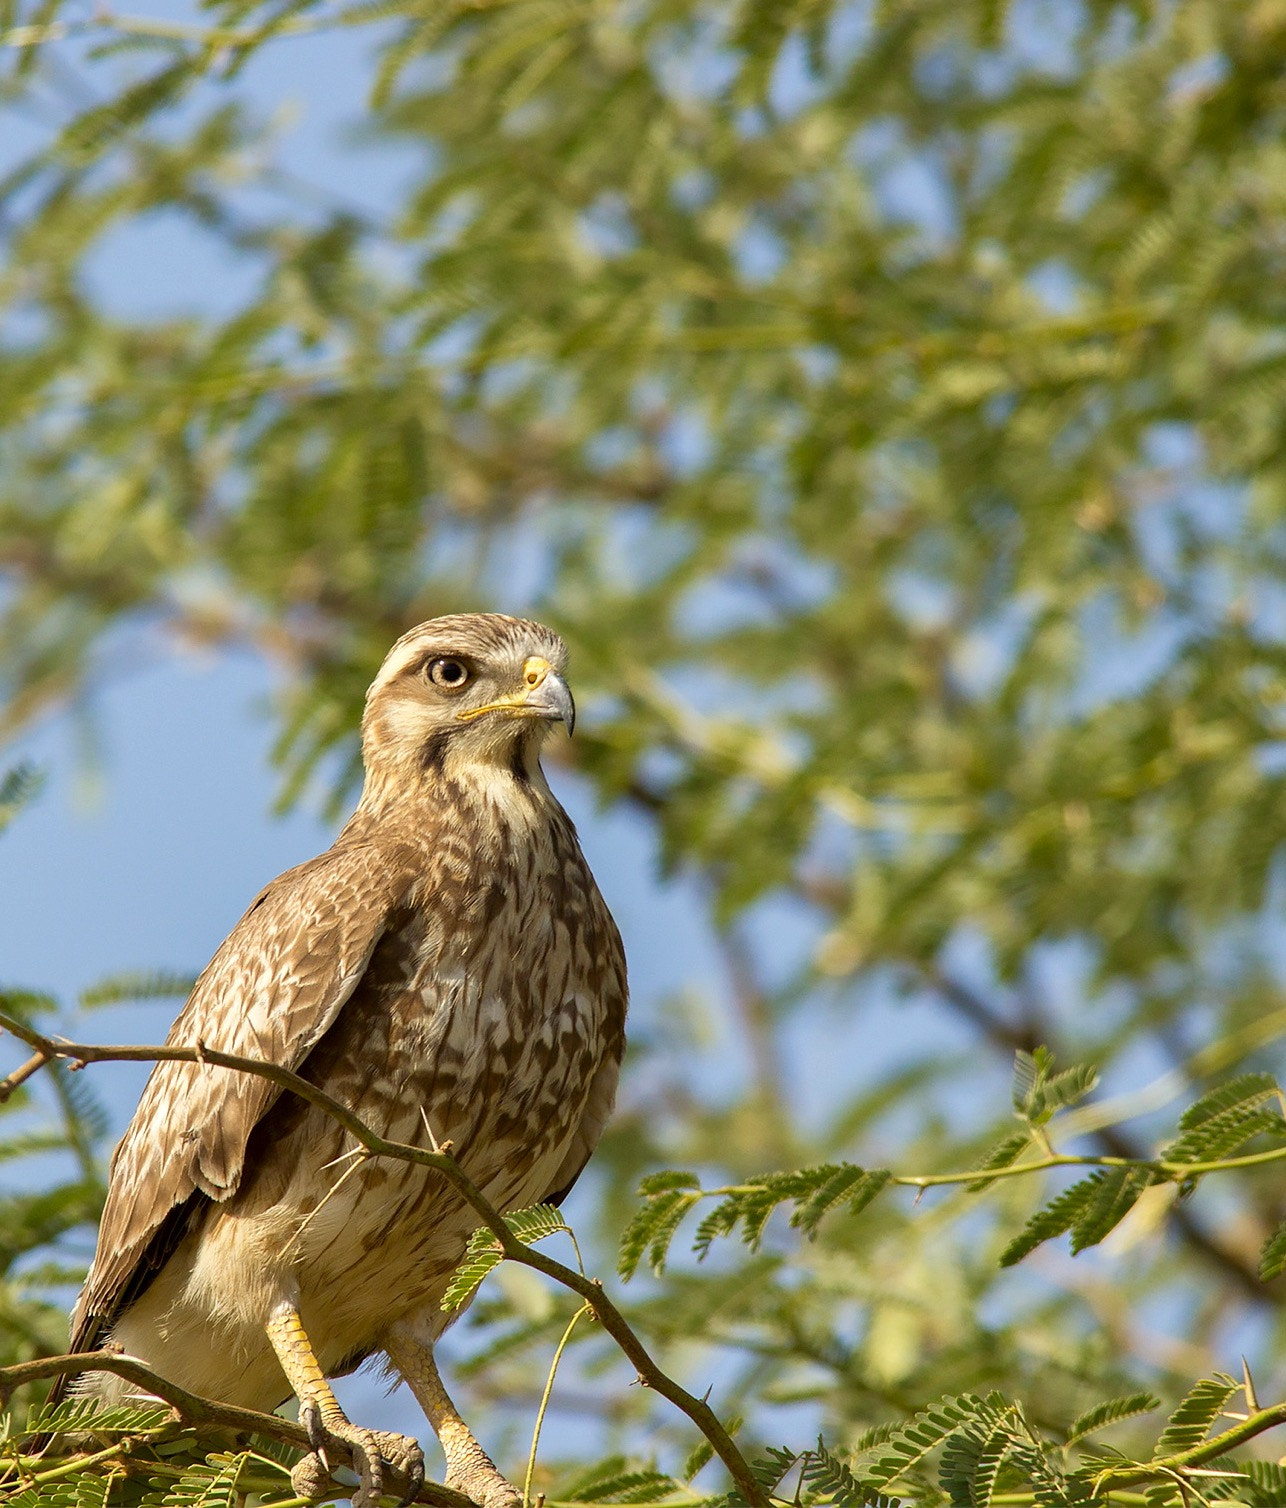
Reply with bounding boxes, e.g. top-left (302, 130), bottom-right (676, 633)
top-left (523, 1304), bottom-right (591, 1508)
top-left (0, 1049), bottom-right (50, 1101)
